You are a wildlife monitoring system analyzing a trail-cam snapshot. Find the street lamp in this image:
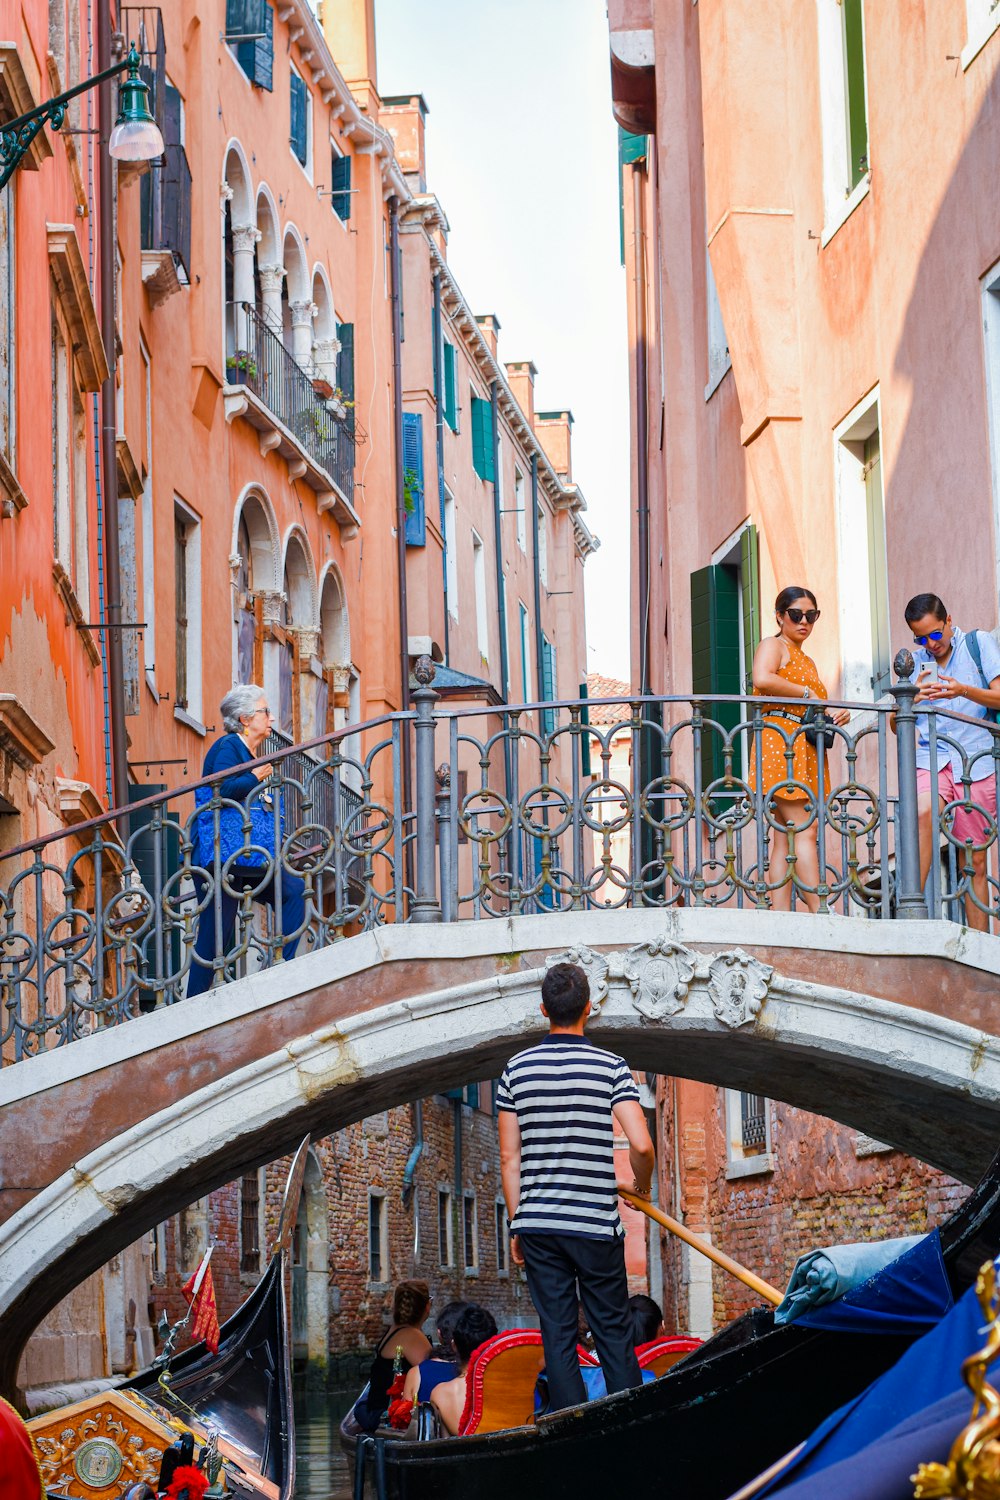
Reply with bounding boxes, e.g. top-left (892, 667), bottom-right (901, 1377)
top-left (0, 44), bottom-right (164, 191)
